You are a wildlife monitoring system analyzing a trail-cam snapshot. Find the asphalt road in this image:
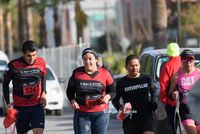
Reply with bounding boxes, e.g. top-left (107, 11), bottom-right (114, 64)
top-left (0, 108), bottom-right (123, 134)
